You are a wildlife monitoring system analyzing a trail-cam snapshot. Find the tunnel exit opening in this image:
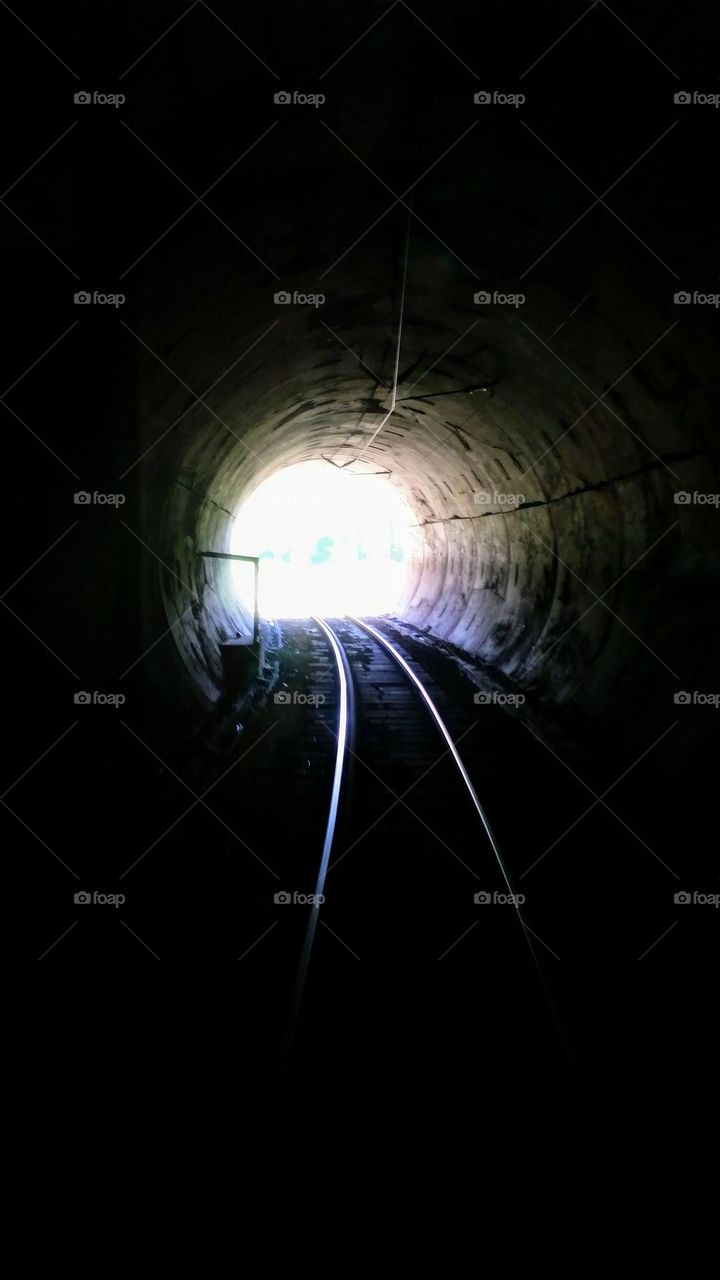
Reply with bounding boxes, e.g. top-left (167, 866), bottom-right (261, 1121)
top-left (230, 460), bottom-right (415, 619)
